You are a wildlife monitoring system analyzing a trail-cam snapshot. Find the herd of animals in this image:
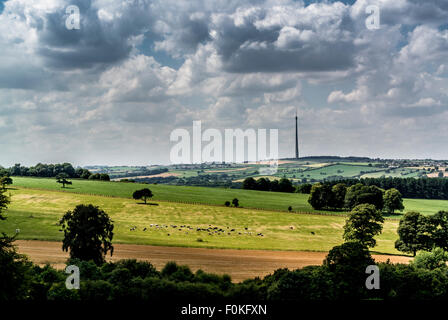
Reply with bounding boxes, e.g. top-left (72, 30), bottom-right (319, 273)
top-left (128, 224), bottom-right (265, 237)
